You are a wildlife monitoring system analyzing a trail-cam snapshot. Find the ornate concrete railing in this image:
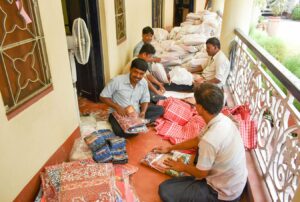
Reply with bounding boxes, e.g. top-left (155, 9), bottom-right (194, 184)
top-left (228, 28), bottom-right (300, 202)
